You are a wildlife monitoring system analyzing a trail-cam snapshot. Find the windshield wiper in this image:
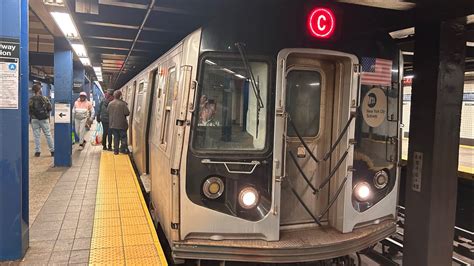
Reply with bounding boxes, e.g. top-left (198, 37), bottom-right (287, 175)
top-left (235, 42), bottom-right (264, 110)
